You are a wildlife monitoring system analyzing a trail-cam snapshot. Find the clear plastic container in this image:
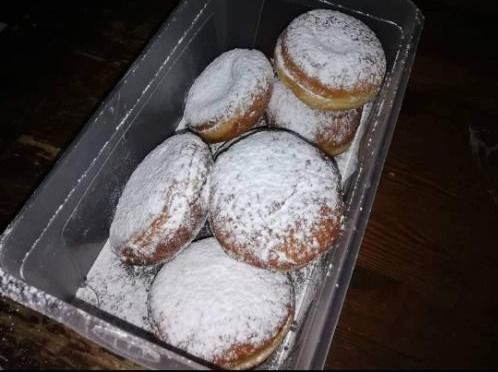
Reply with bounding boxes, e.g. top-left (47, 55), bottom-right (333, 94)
top-left (0, 0), bottom-right (423, 369)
